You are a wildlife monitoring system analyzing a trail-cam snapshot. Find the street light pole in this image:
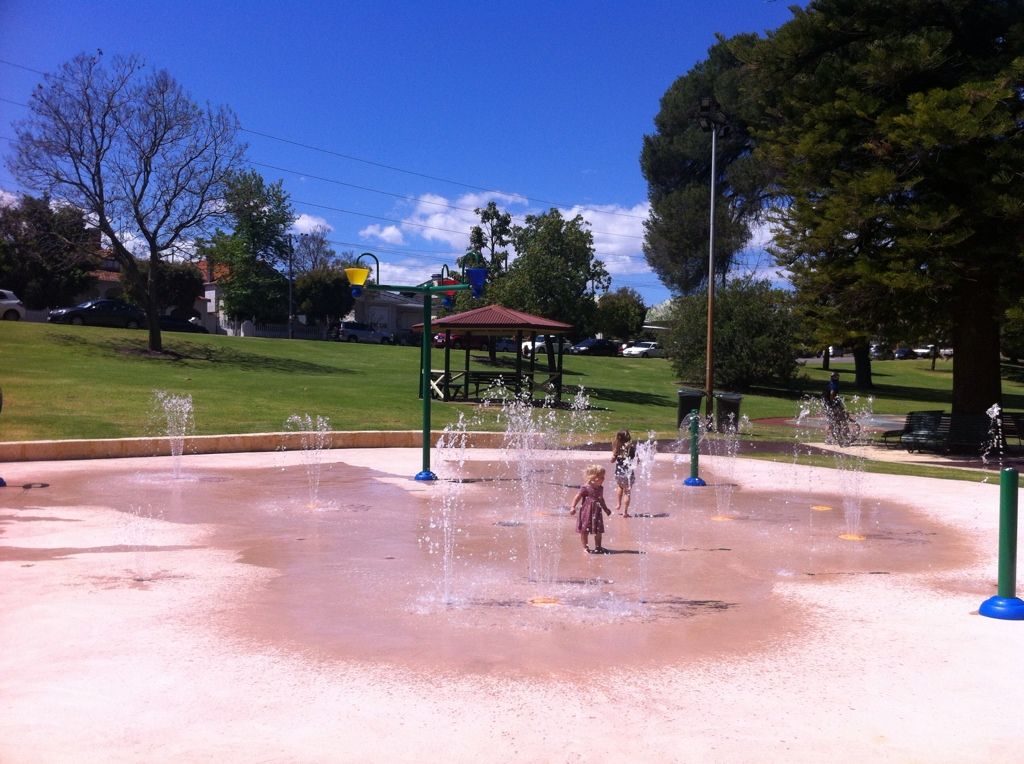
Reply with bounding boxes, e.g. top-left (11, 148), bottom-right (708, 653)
top-left (698, 97), bottom-right (726, 426)
top-left (287, 234), bottom-right (294, 340)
